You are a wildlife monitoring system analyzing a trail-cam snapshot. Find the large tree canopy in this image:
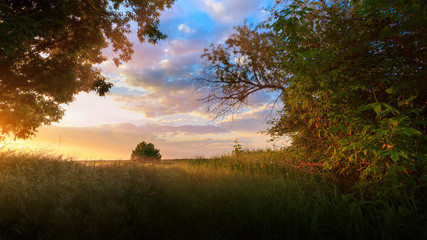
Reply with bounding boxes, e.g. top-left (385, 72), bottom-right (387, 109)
top-left (0, 0), bottom-right (175, 140)
top-left (198, 0), bottom-right (426, 189)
